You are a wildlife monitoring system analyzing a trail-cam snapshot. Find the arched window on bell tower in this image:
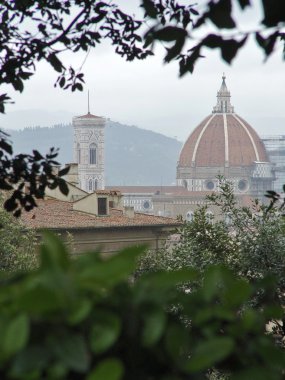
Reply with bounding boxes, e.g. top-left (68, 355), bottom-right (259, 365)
top-left (89, 143), bottom-right (97, 164)
top-left (77, 143), bottom-right (81, 164)
top-left (94, 179), bottom-right (98, 190)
